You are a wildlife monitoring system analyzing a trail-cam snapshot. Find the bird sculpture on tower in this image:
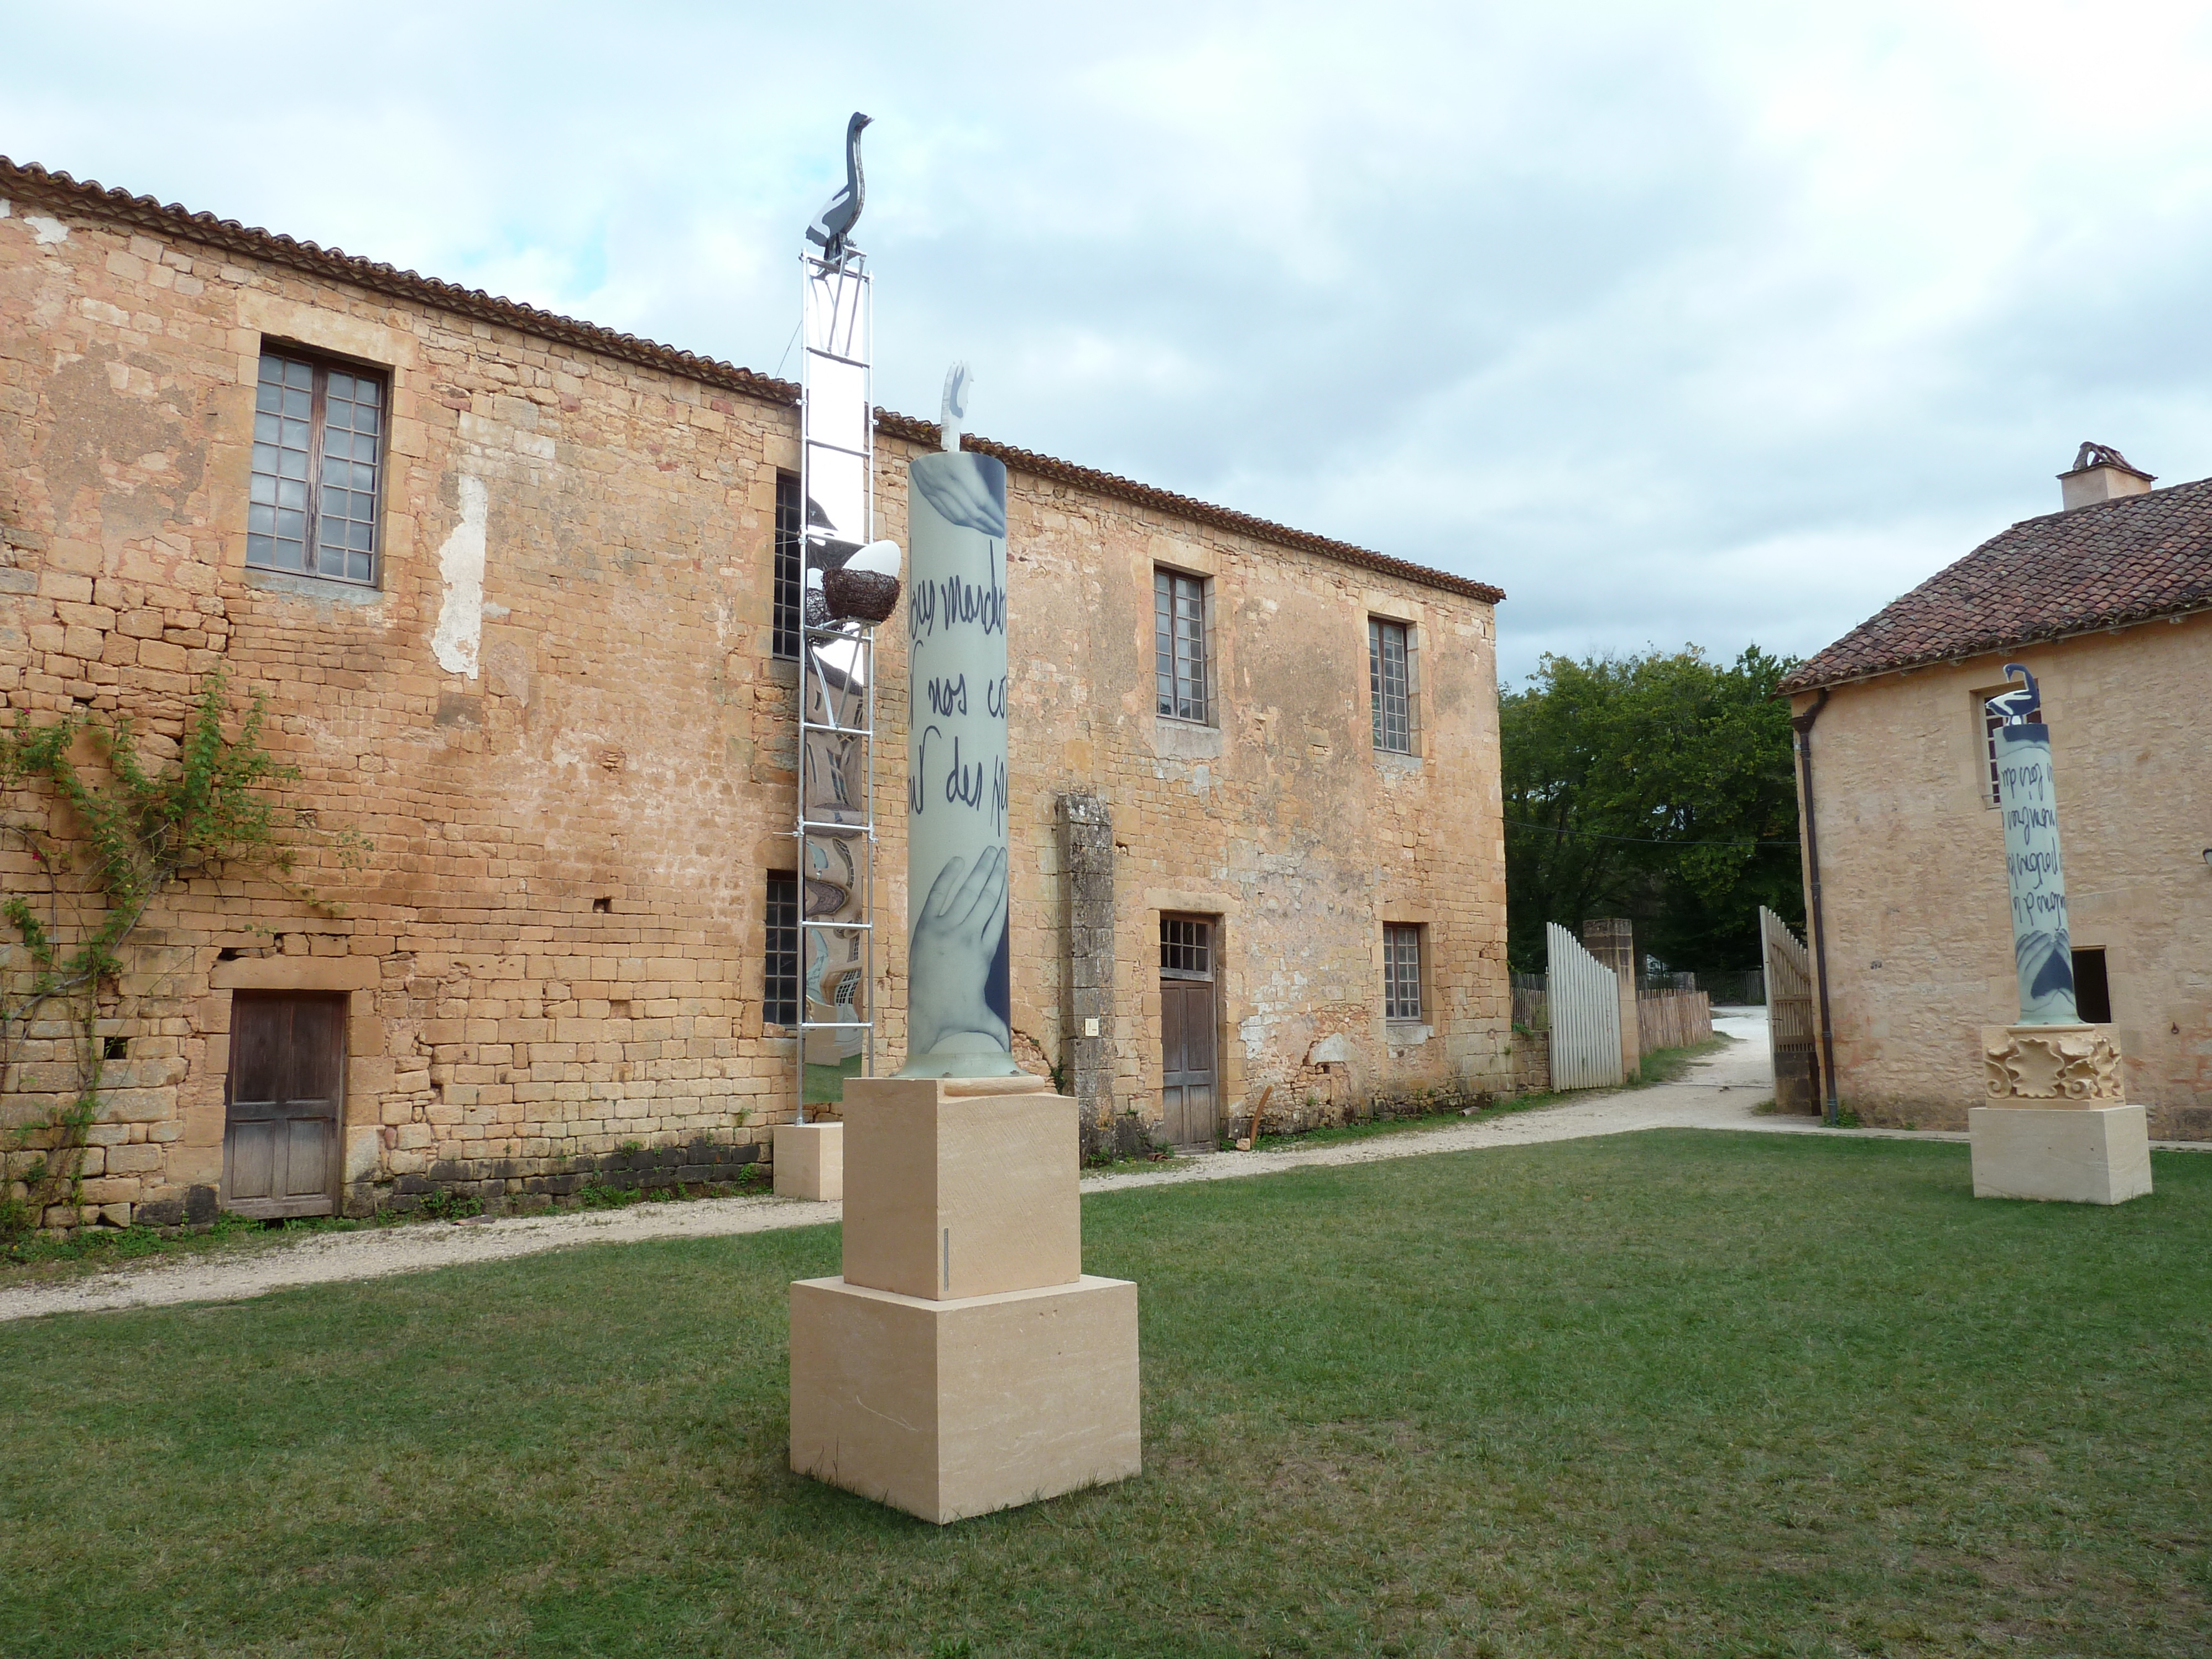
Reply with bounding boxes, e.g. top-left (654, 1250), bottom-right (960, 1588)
top-left (806, 112), bottom-right (872, 268)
